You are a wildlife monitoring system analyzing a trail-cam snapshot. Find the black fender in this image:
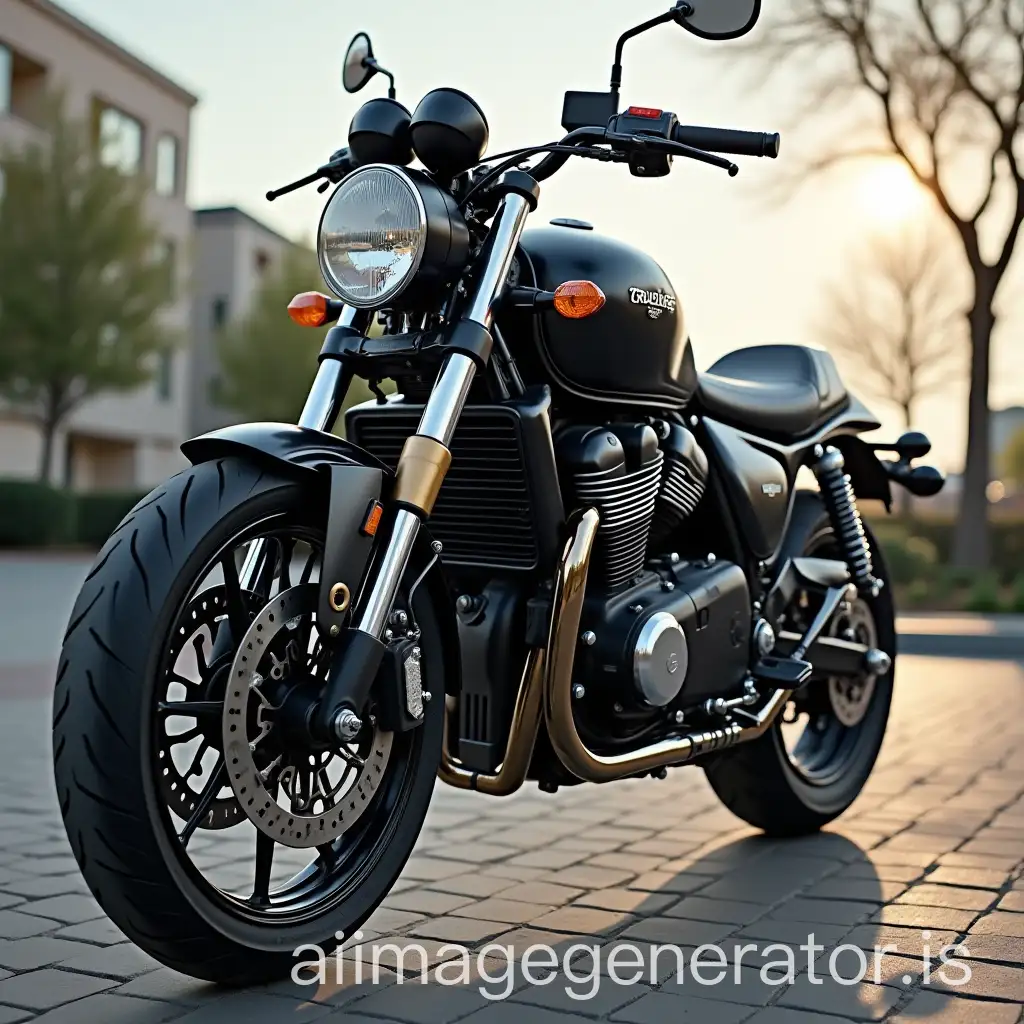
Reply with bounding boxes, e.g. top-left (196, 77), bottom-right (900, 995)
top-left (830, 434), bottom-right (893, 511)
top-left (180, 422), bottom-right (461, 695)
